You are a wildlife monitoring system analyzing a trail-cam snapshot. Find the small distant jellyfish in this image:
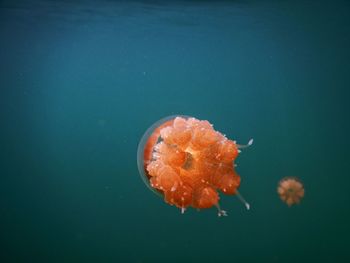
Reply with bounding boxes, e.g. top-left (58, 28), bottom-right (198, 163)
top-left (137, 115), bottom-right (253, 216)
top-left (277, 177), bottom-right (305, 206)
